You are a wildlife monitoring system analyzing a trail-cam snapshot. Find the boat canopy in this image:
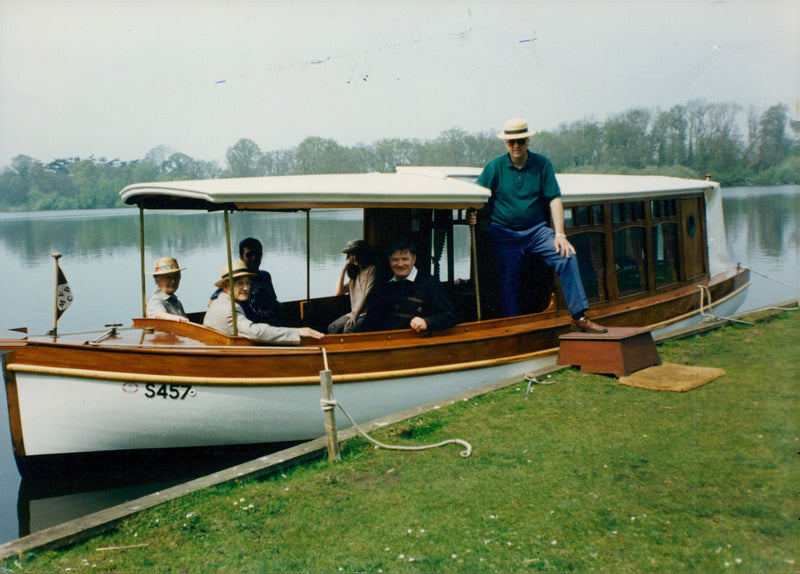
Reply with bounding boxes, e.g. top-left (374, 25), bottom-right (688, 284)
top-left (120, 167), bottom-right (727, 277)
top-left (397, 167), bottom-right (717, 202)
top-left (121, 167), bottom-right (718, 211)
top-left (120, 171), bottom-right (490, 211)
